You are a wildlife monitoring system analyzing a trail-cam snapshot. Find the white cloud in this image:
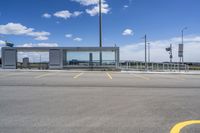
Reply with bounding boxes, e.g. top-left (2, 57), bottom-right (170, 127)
top-left (42, 13), bottom-right (51, 18)
top-left (54, 10), bottom-right (83, 19)
top-left (0, 23), bottom-right (50, 40)
top-left (34, 36), bottom-right (49, 41)
top-left (72, 11), bottom-right (83, 17)
top-left (66, 34), bottom-right (83, 42)
top-left (72, 0), bottom-right (110, 16)
top-left (122, 29), bottom-right (133, 36)
top-left (73, 37), bottom-right (82, 42)
top-left (86, 3), bottom-right (110, 16)
top-left (121, 35), bottom-right (200, 62)
top-left (54, 10), bottom-right (72, 19)
top-left (123, 5), bottom-right (129, 9)
top-left (0, 23), bottom-right (33, 35)
top-left (27, 31), bottom-right (50, 37)
top-left (71, 0), bottom-right (99, 6)
top-left (65, 34), bottom-right (73, 38)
